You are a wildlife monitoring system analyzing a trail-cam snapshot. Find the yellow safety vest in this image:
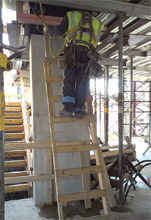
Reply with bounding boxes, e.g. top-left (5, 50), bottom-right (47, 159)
top-left (67, 11), bottom-right (104, 49)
